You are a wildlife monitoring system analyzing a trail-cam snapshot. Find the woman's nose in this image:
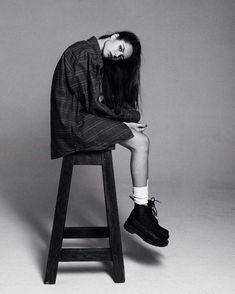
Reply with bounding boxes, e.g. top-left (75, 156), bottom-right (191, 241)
top-left (113, 52), bottom-right (121, 59)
